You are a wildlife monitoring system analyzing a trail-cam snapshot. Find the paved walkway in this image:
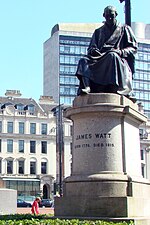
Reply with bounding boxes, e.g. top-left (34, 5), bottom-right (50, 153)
top-left (17, 207), bottom-right (54, 215)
